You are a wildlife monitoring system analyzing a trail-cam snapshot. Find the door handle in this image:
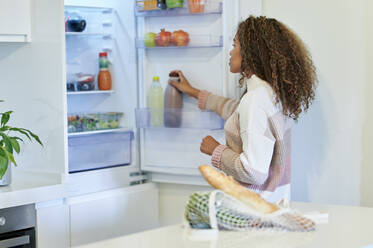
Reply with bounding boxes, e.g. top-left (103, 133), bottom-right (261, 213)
top-left (0, 235), bottom-right (30, 247)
